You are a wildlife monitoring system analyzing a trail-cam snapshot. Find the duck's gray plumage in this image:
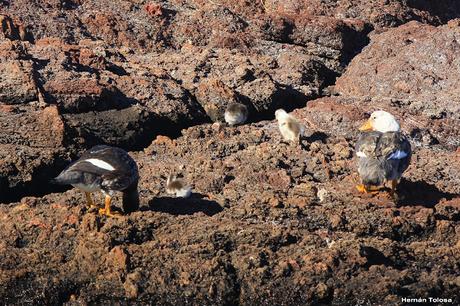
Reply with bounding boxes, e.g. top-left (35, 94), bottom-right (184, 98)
top-left (53, 145), bottom-right (139, 213)
top-left (225, 103), bottom-right (249, 126)
top-left (356, 131), bottom-right (411, 187)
